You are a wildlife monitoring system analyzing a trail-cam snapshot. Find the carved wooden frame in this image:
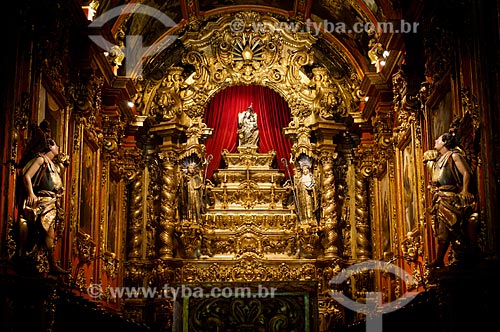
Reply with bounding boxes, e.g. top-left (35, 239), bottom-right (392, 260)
top-left (396, 127), bottom-right (420, 235)
top-left (78, 132), bottom-right (100, 236)
top-left (104, 168), bottom-right (121, 254)
top-left (172, 281), bottom-right (319, 332)
top-left (375, 162), bottom-right (394, 257)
